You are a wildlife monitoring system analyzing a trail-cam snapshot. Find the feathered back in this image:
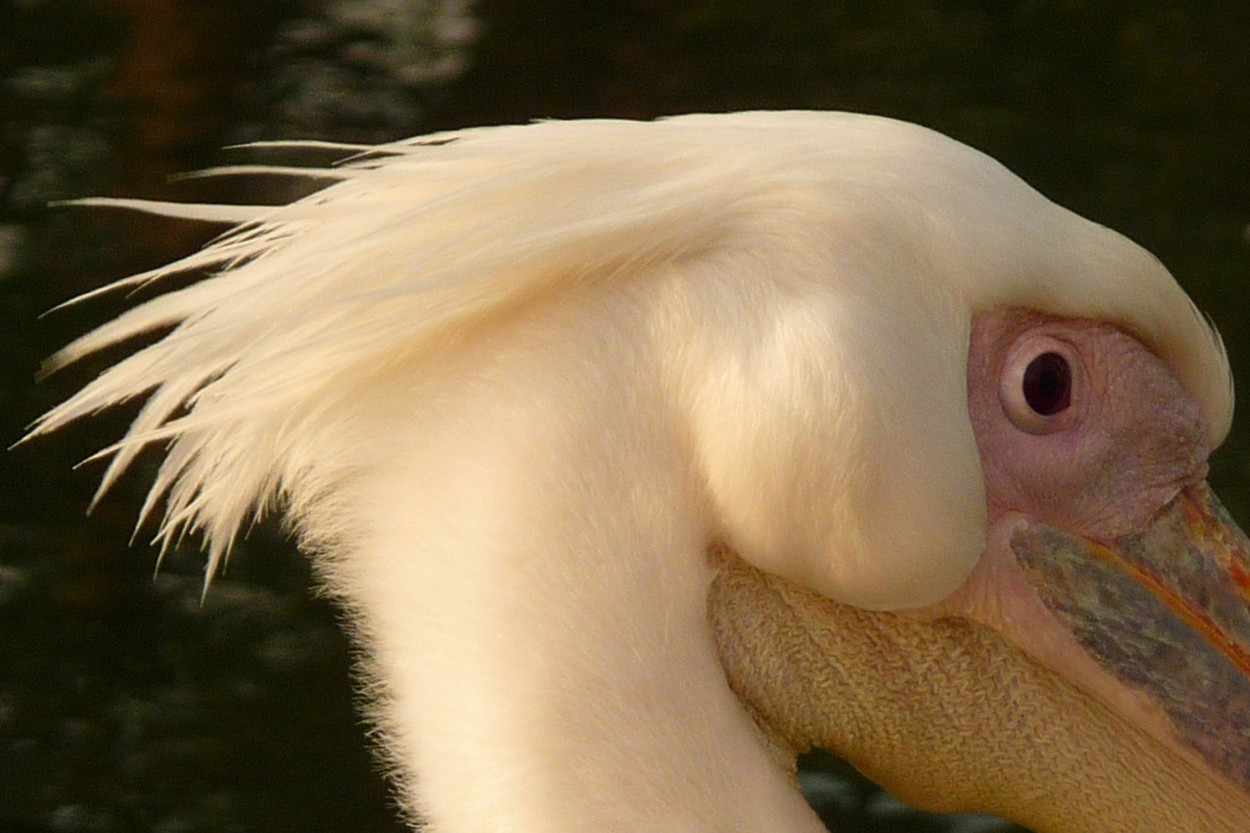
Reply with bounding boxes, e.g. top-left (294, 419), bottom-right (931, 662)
top-left (30, 112), bottom-right (1233, 601)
